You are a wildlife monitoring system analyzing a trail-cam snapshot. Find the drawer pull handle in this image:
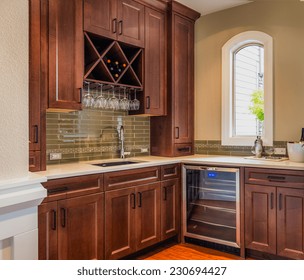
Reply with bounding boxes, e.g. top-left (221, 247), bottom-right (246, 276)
top-left (34, 125), bottom-right (39, 144)
top-left (51, 210), bottom-right (57, 230)
top-left (131, 193), bottom-right (136, 209)
top-left (118, 20), bottom-right (123, 35)
top-left (279, 193), bottom-right (283, 210)
top-left (112, 18), bottom-right (117, 33)
top-left (267, 175), bottom-right (286, 182)
top-left (163, 187), bottom-right (167, 201)
top-left (270, 193), bottom-right (274, 209)
top-left (47, 187), bottom-right (68, 194)
top-left (138, 192), bottom-right (142, 208)
top-left (178, 147), bottom-right (191, 152)
top-left (146, 96), bottom-right (150, 109)
top-left (60, 208), bottom-right (66, 228)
